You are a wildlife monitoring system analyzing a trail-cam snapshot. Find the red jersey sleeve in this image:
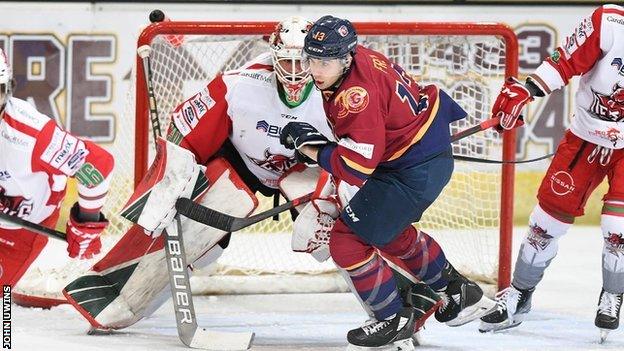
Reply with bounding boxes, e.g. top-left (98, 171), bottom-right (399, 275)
top-left (34, 120), bottom-right (114, 213)
top-left (166, 74), bottom-right (232, 165)
top-left (531, 6), bottom-right (604, 93)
